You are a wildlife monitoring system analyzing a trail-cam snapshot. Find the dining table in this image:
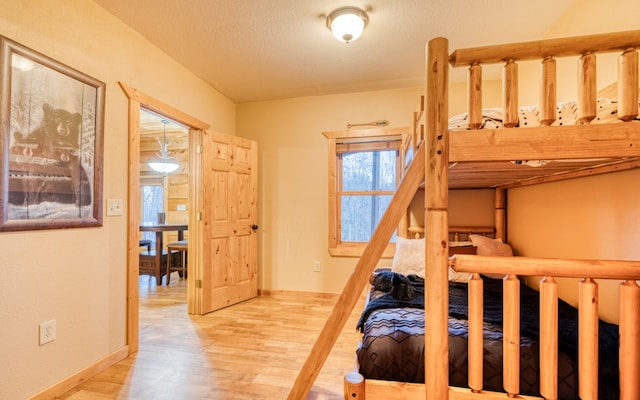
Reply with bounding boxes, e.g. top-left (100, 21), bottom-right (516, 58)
top-left (139, 223), bottom-right (188, 284)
